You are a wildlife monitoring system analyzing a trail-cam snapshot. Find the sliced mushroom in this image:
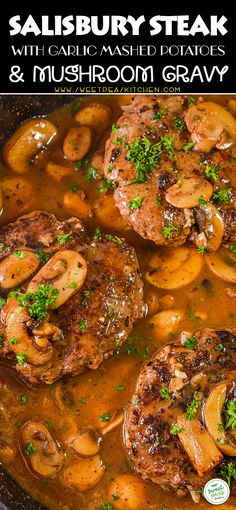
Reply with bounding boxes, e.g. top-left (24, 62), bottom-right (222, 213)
top-left (63, 126), bottom-right (92, 161)
top-left (146, 246), bottom-right (203, 289)
top-left (0, 251), bottom-right (40, 289)
top-left (93, 195), bottom-right (127, 231)
top-left (165, 177), bottom-right (213, 208)
top-left (63, 190), bottom-right (91, 220)
top-left (177, 414), bottom-right (223, 477)
top-left (185, 101), bottom-right (236, 152)
top-left (107, 474), bottom-right (146, 510)
top-left (75, 103), bottom-right (111, 131)
top-left (3, 298), bottom-right (54, 365)
top-left (27, 250), bottom-right (87, 308)
top-left (20, 421), bottom-right (63, 477)
top-left (46, 162), bottom-right (73, 181)
top-left (197, 203), bottom-right (224, 252)
top-left (206, 248), bottom-right (236, 283)
top-left (0, 186), bottom-right (3, 214)
top-left (62, 455), bottom-right (104, 492)
top-left (3, 119), bottom-right (57, 173)
top-left (150, 309), bottom-right (185, 340)
top-left (204, 381), bottom-right (236, 456)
